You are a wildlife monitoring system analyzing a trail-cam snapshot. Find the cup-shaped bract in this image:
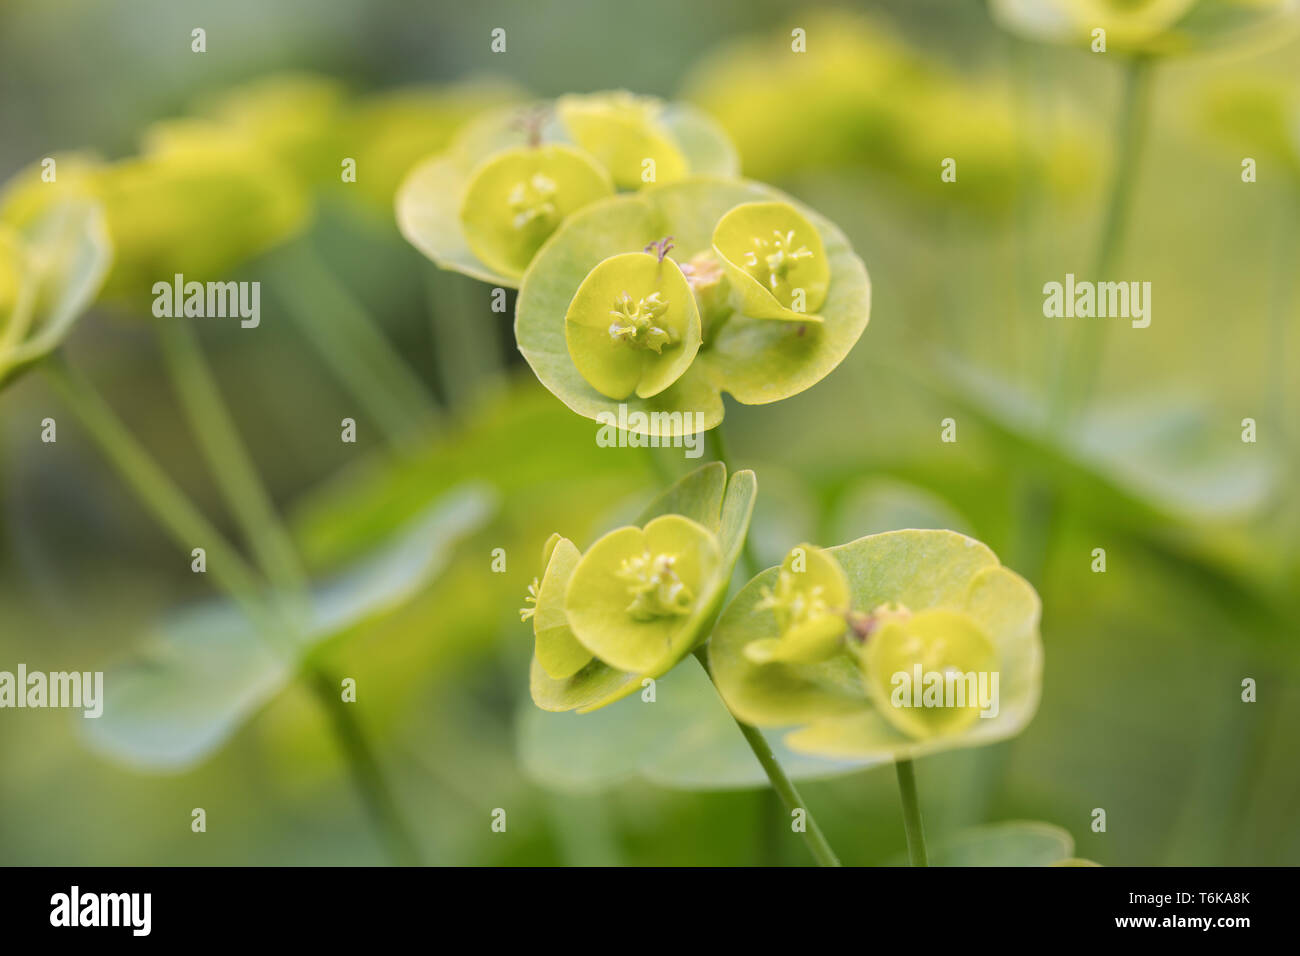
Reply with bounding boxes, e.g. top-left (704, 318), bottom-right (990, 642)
top-left (742, 544), bottom-right (851, 665)
top-left (555, 91), bottom-right (690, 189)
top-left (709, 529), bottom-right (1042, 761)
top-left (990, 0), bottom-right (1300, 56)
top-left (461, 145), bottom-right (614, 280)
top-left (712, 201), bottom-right (829, 322)
top-left (529, 462), bottom-right (757, 713)
top-left (523, 533), bottom-right (594, 680)
top-left (344, 80), bottom-right (526, 218)
top-left (516, 179), bottom-right (870, 438)
top-left (860, 609), bottom-right (998, 738)
top-left (564, 251), bottom-right (702, 399)
top-left (566, 514), bottom-right (721, 674)
top-left (396, 92), bottom-right (739, 288)
top-left (0, 201), bottom-right (112, 390)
